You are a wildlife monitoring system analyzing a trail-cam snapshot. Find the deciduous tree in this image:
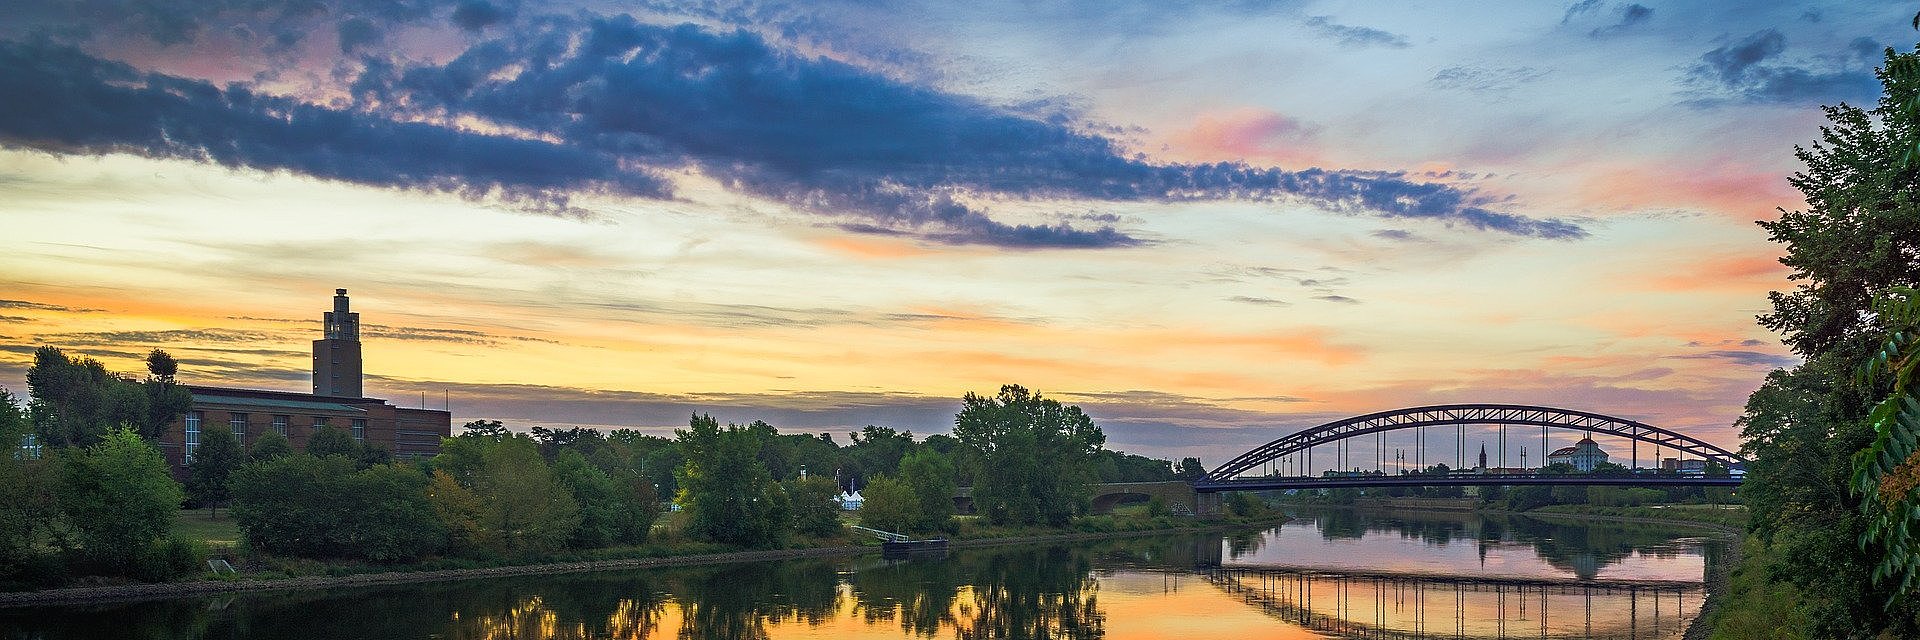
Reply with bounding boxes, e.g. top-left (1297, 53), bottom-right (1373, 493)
top-left (58, 428), bottom-right (182, 571)
top-left (953, 385), bottom-right (1105, 526)
top-left (186, 427), bottom-right (240, 516)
